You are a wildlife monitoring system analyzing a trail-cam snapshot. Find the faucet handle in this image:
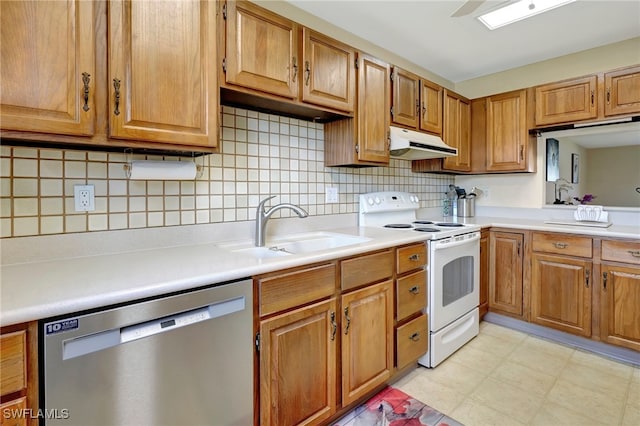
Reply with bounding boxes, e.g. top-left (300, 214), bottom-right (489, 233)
top-left (258, 195), bottom-right (277, 211)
